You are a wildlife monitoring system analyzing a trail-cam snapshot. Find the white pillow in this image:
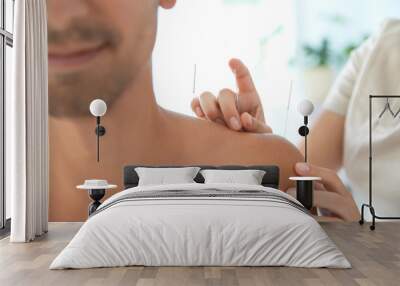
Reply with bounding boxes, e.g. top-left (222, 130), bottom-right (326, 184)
top-left (200, 169), bottom-right (266, 185)
top-left (135, 167), bottom-right (201, 186)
